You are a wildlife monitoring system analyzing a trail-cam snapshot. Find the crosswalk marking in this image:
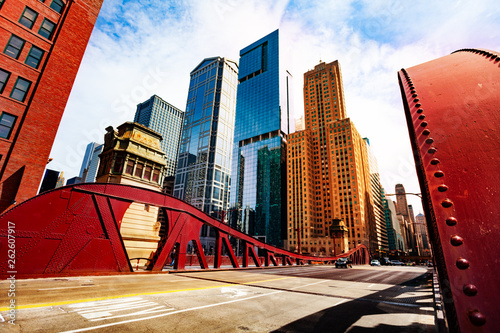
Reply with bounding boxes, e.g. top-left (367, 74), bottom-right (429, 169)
top-left (67, 296), bottom-right (174, 321)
